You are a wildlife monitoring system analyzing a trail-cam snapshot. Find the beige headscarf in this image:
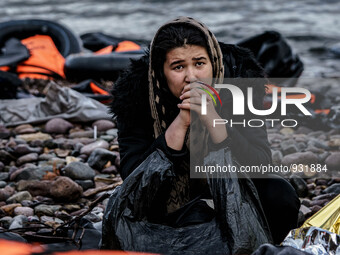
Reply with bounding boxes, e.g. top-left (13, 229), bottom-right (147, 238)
top-left (148, 17), bottom-right (225, 212)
